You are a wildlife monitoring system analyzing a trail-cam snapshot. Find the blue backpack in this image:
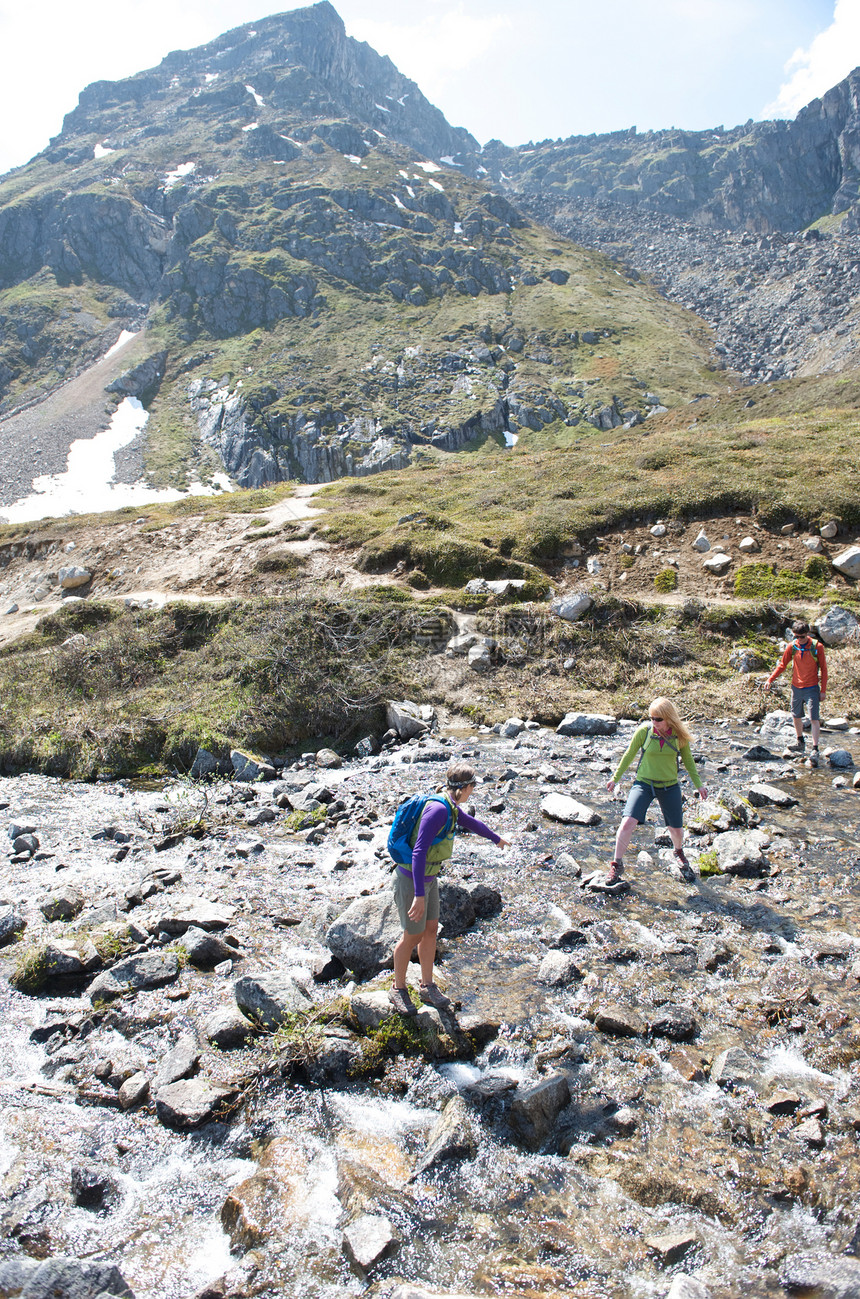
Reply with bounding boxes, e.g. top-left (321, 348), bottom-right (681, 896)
top-left (387, 794), bottom-right (455, 866)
